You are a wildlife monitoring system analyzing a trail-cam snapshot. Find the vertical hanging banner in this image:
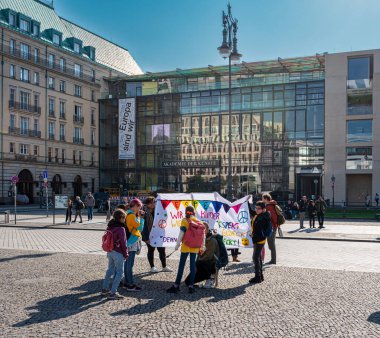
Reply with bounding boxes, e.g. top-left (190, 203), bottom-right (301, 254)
top-left (118, 98), bottom-right (136, 160)
top-left (150, 193), bottom-right (252, 248)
